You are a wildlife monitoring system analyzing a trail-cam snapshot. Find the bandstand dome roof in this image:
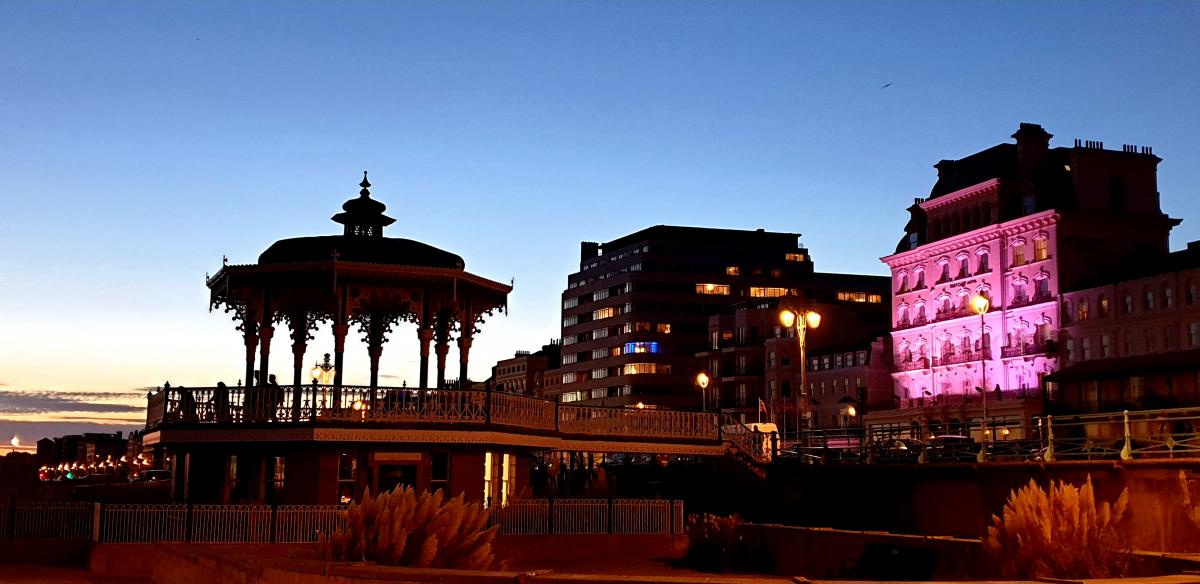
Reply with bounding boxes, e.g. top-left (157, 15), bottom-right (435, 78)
top-left (258, 235), bottom-right (465, 269)
top-left (256, 172), bottom-right (466, 270)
